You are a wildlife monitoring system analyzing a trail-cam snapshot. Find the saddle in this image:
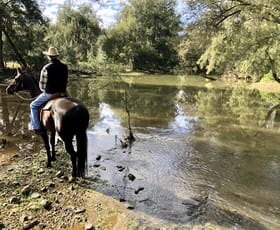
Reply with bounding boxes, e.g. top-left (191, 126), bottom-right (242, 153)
top-left (39, 92), bottom-right (68, 131)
